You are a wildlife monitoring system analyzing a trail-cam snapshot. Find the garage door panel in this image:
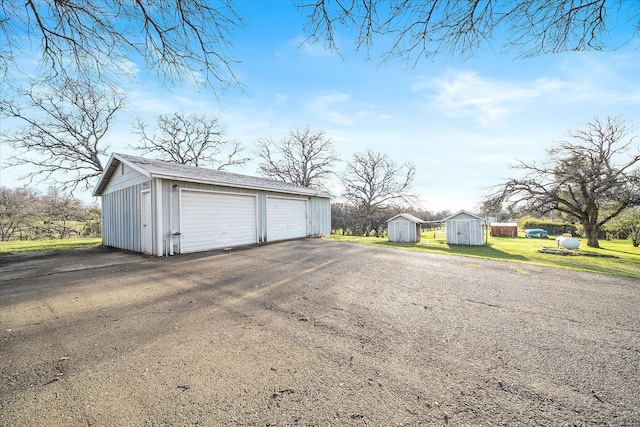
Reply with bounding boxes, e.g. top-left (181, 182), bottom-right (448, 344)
top-left (267, 197), bottom-right (307, 242)
top-left (181, 191), bottom-right (257, 253)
